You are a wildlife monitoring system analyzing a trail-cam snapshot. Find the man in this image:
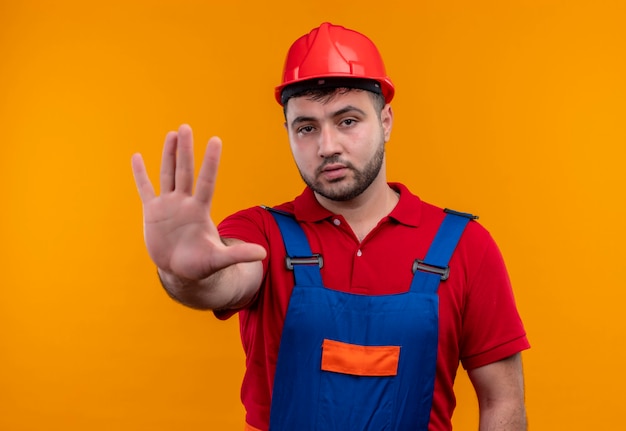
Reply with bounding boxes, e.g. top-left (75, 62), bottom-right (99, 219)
top-left (131, 22), bottom-right (529, 431)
